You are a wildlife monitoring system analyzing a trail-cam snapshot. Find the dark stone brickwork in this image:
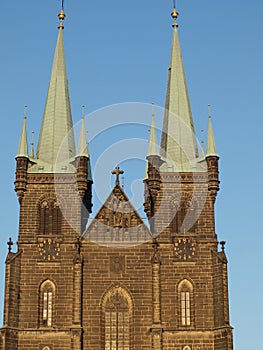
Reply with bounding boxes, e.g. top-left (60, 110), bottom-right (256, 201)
top-left (0, 153), bottom-right (233, 349)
